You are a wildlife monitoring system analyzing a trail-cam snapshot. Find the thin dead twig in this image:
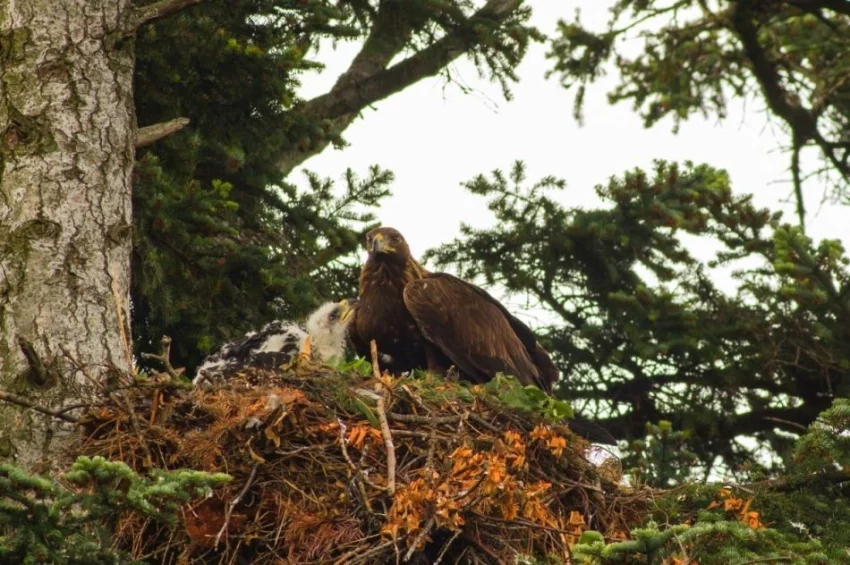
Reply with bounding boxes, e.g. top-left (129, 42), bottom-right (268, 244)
top-left (389, 413), bottom-right (462, 425)
top-left (0, 389), bottom-right (79, 424)
top-left (136, 118), bottom-right (191, 148)
top-left (338, 419), bottom-right (378, 512)
top-left (433, 529), bottom-right (462, 565)
top-left (404, 516), bottom-right (435, 562)
top-left (140, 335), bottom-right (182, 381)
top-left (60, 345), bottom-right (155, 468)
top-left (215, 463), bottom-right (260, 548)
top-left (371, 339), bottom-right (396, 495)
